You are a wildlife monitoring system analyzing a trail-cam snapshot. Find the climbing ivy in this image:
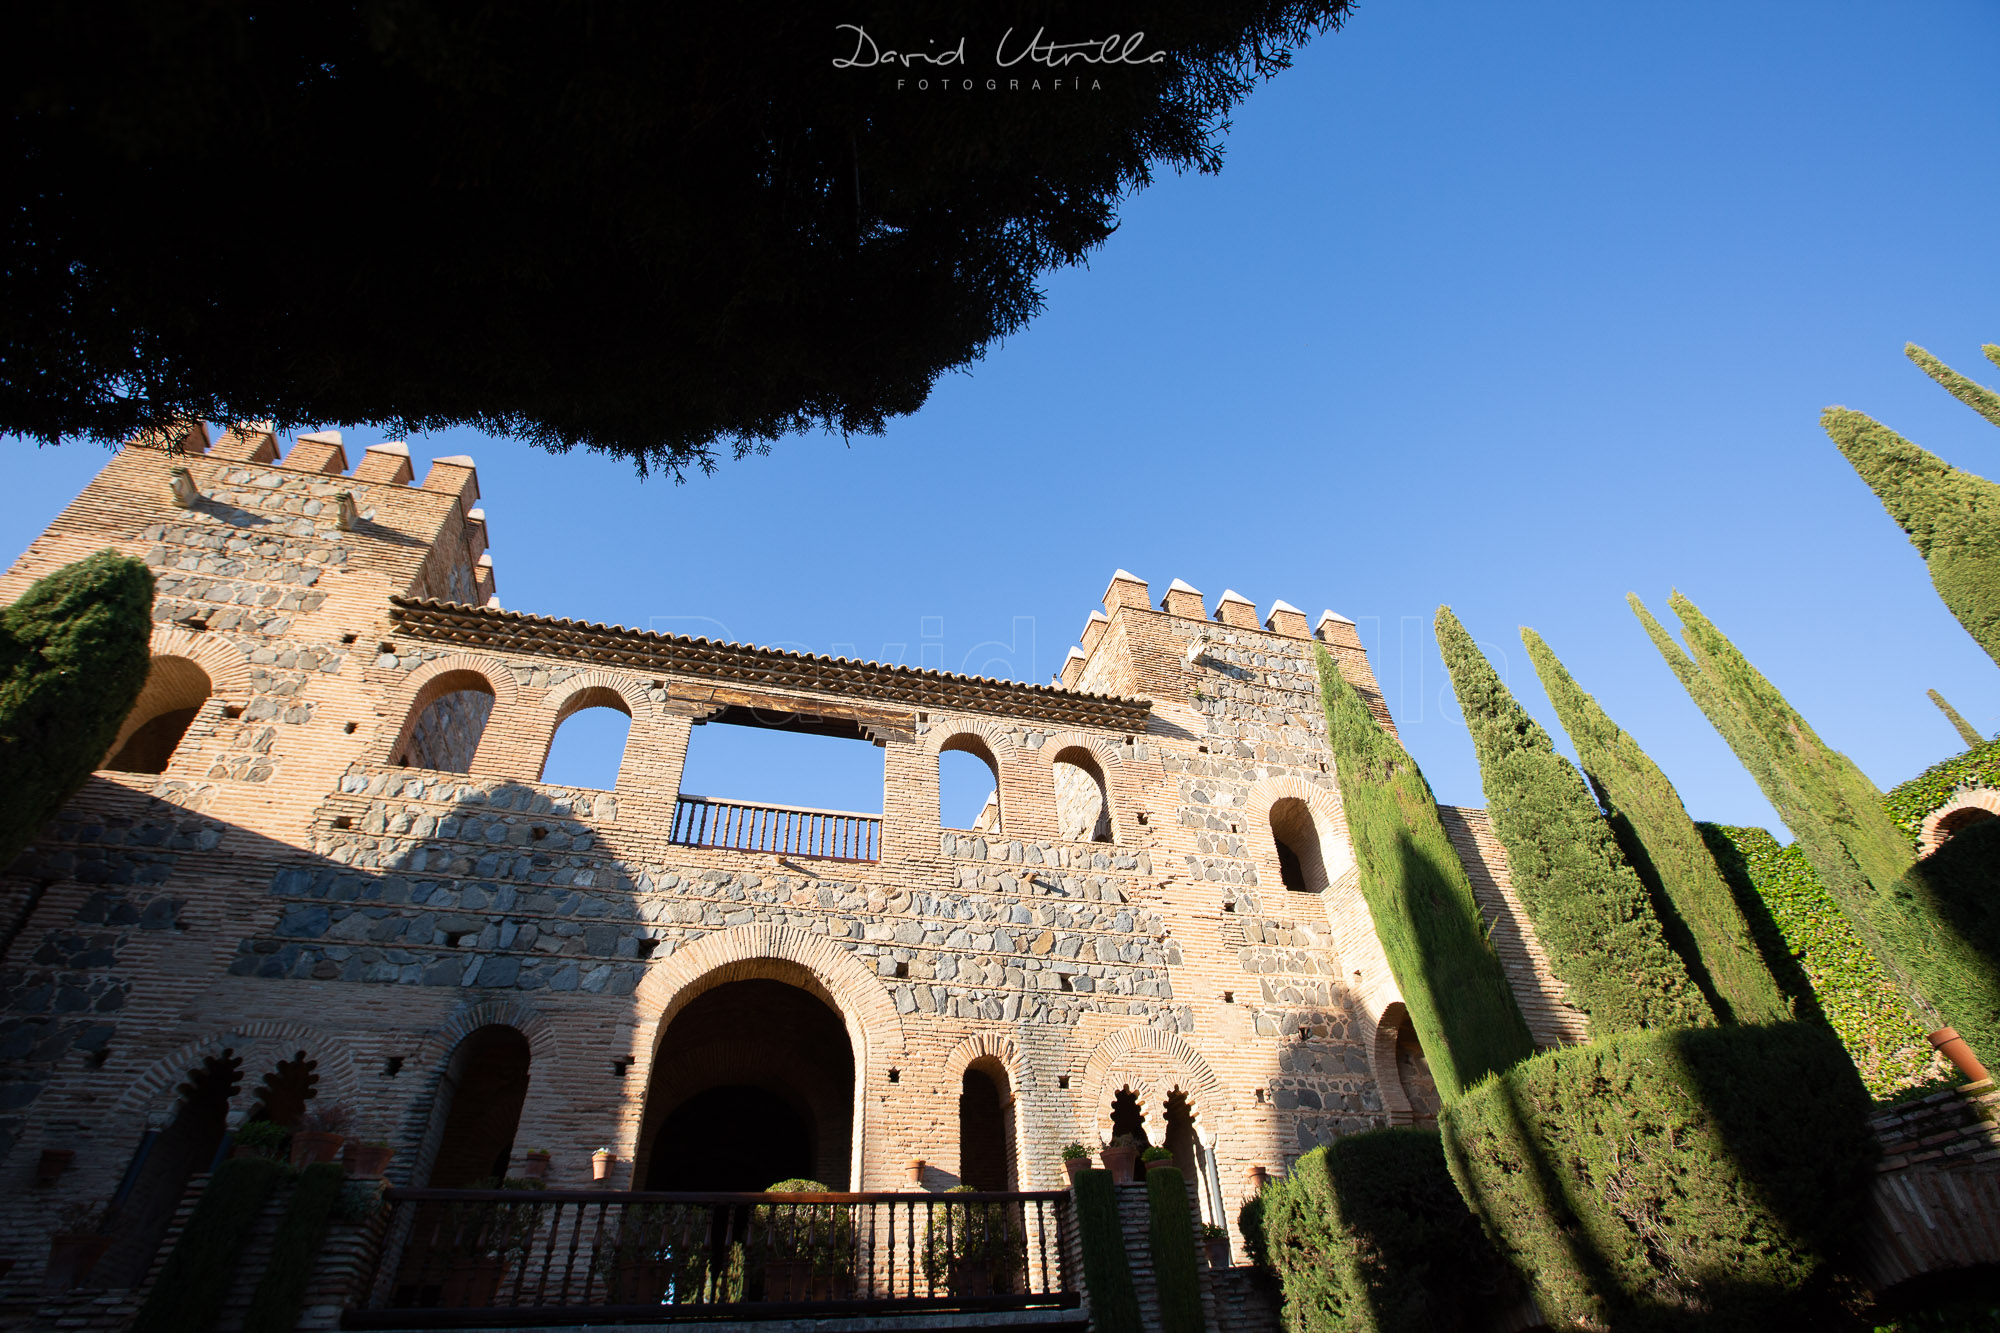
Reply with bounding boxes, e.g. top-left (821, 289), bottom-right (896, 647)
top-left (1883, 738), bottom-right (2000, 848)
